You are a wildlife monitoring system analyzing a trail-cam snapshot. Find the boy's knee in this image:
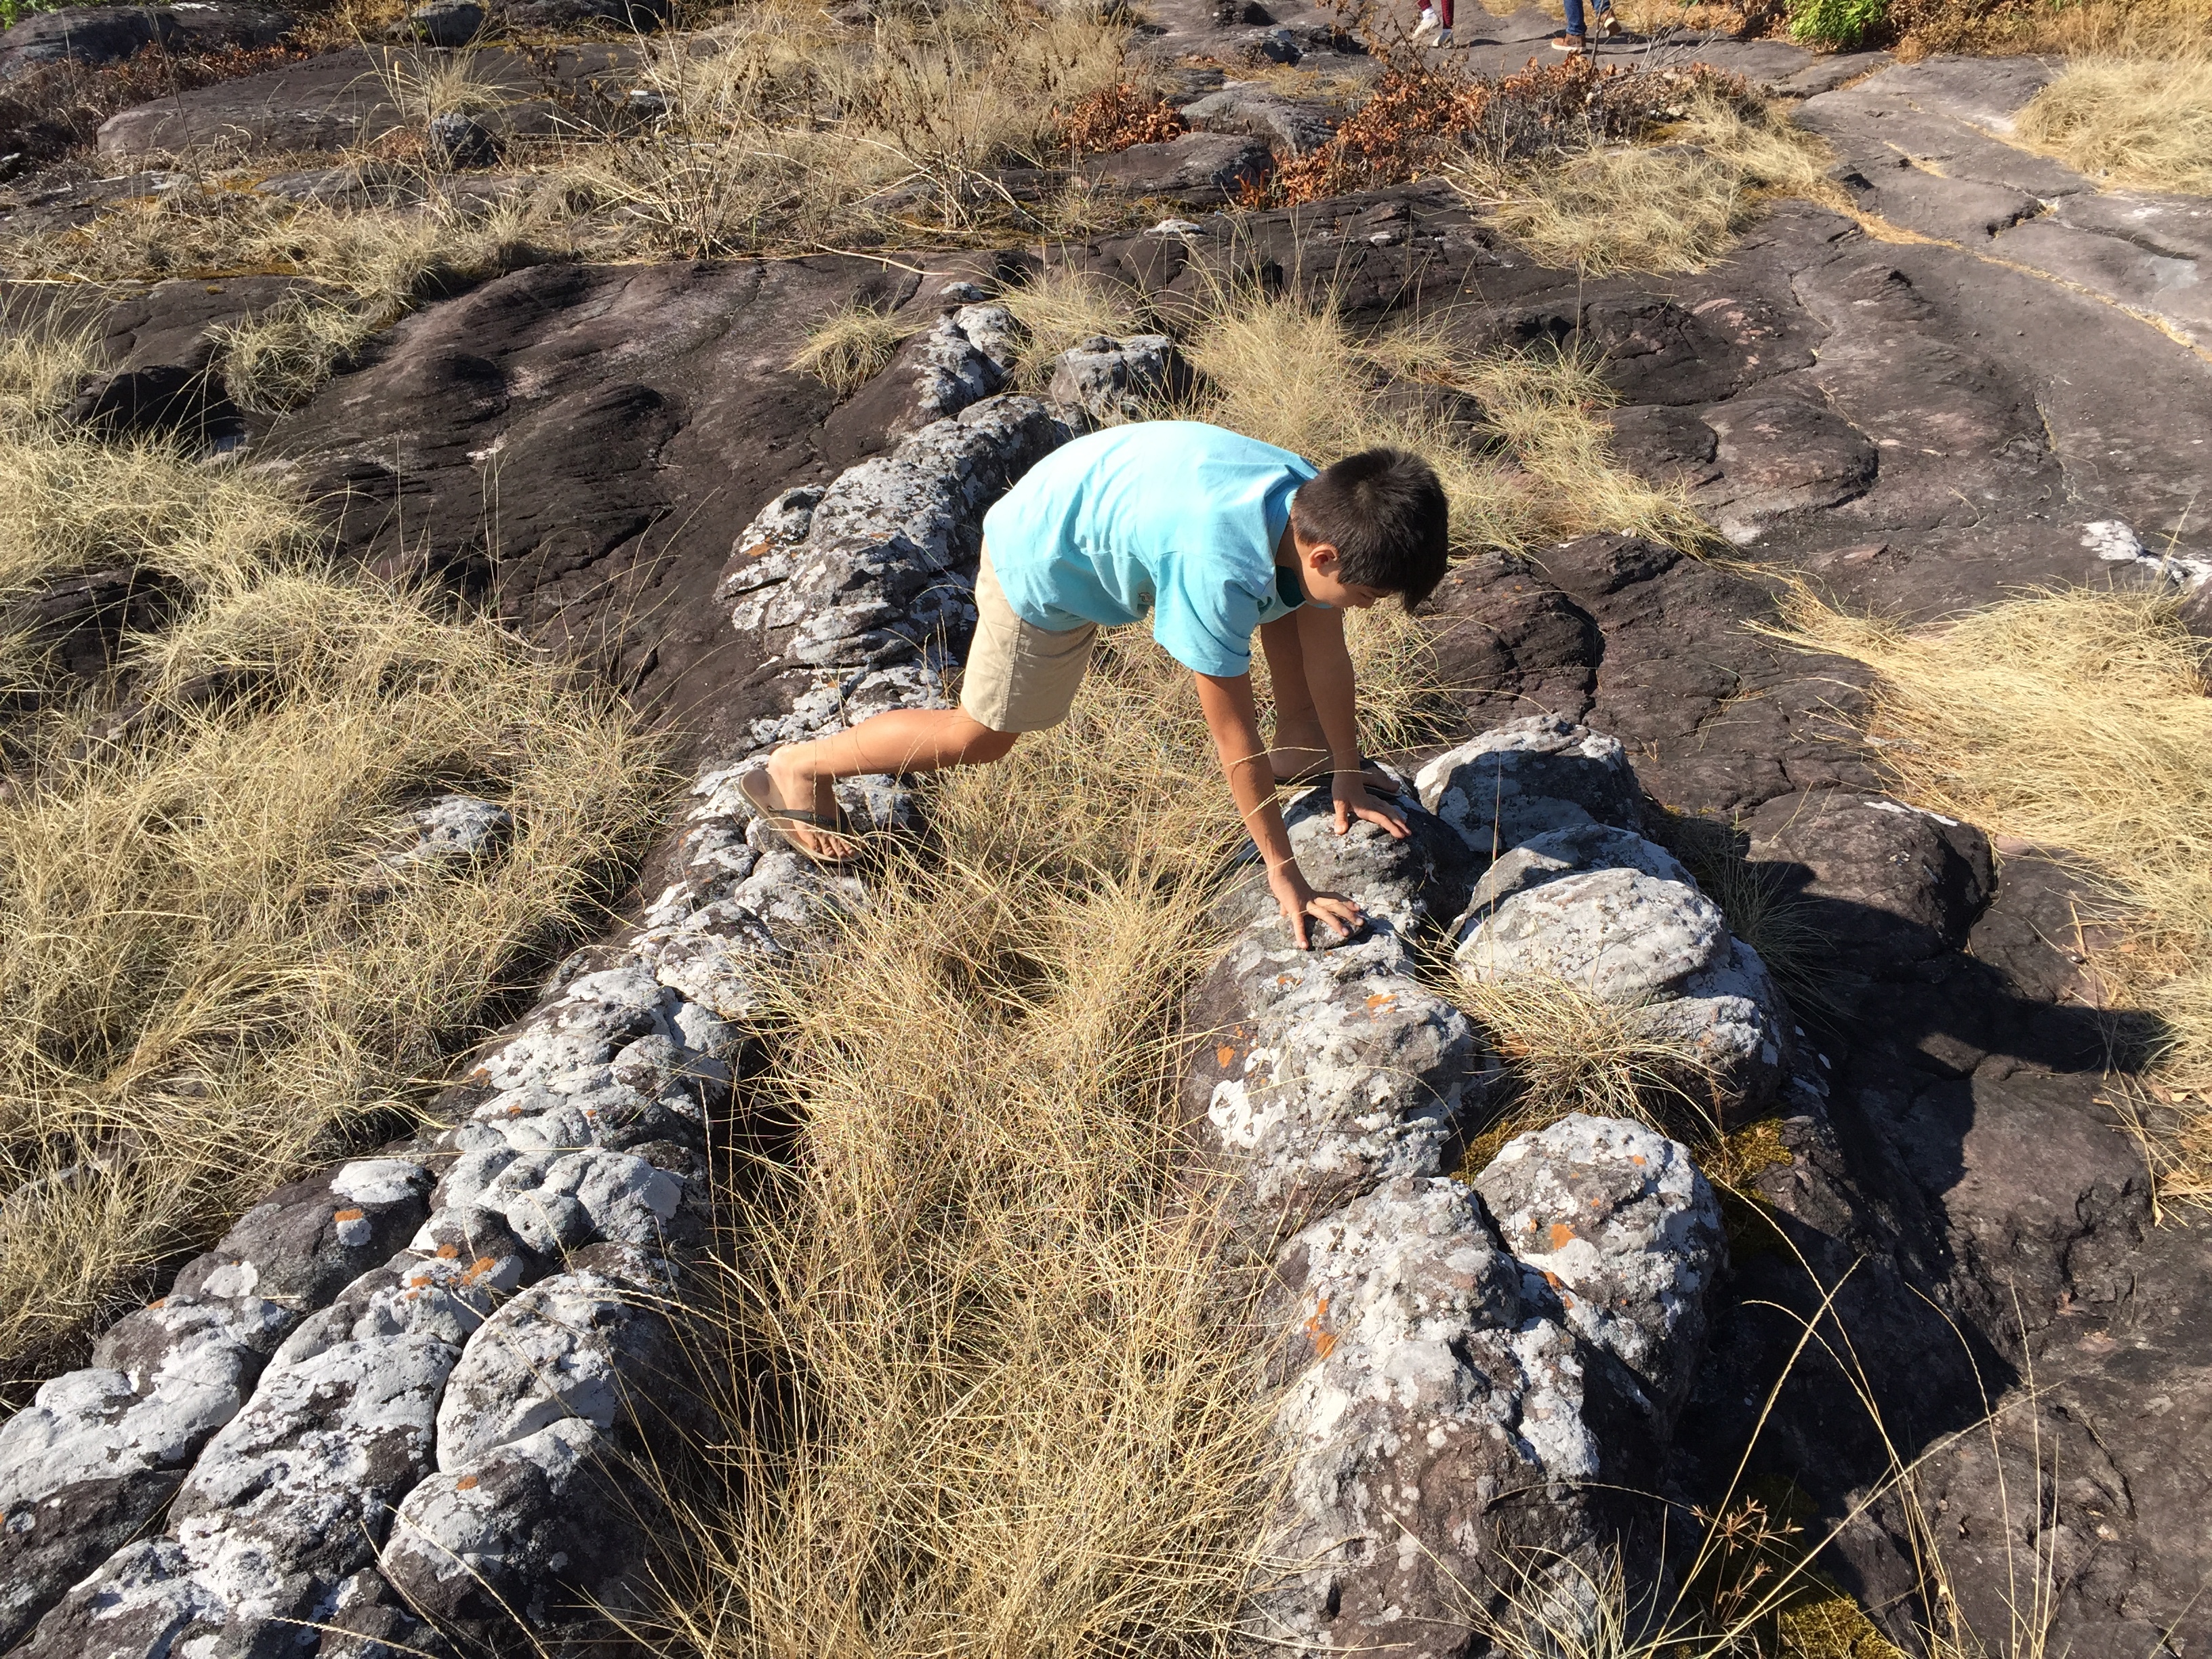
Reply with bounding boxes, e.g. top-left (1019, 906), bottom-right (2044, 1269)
top-left (961, 723), bottom-right (1021, 764)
